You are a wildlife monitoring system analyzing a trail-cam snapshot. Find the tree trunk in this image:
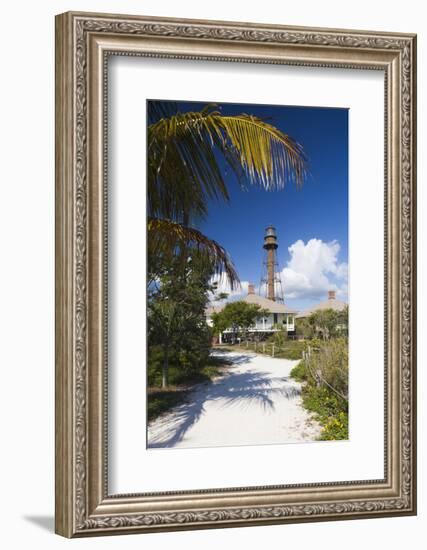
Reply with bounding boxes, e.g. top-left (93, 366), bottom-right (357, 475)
top-left (162, 346), bottom-right (169, 388)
